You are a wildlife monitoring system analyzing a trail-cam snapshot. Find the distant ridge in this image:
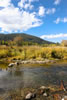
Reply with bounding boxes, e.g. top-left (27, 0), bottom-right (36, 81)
top-left (0, 33), bottom-right (54, 44)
